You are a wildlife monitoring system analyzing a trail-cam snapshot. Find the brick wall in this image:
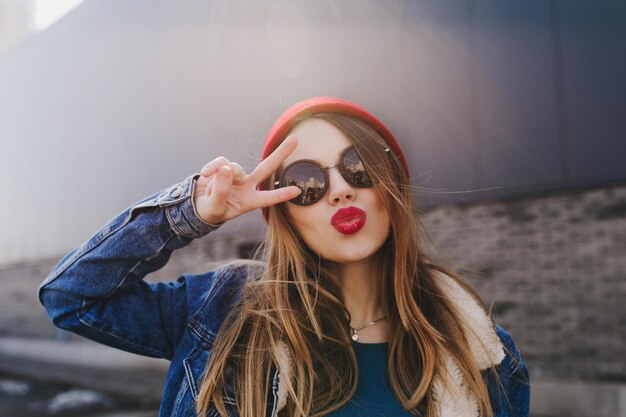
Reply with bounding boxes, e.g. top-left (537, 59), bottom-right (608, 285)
top-left (2, 182), bottom-right (624, 382)
top-left (420, 183), bottom-right (626, 382)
